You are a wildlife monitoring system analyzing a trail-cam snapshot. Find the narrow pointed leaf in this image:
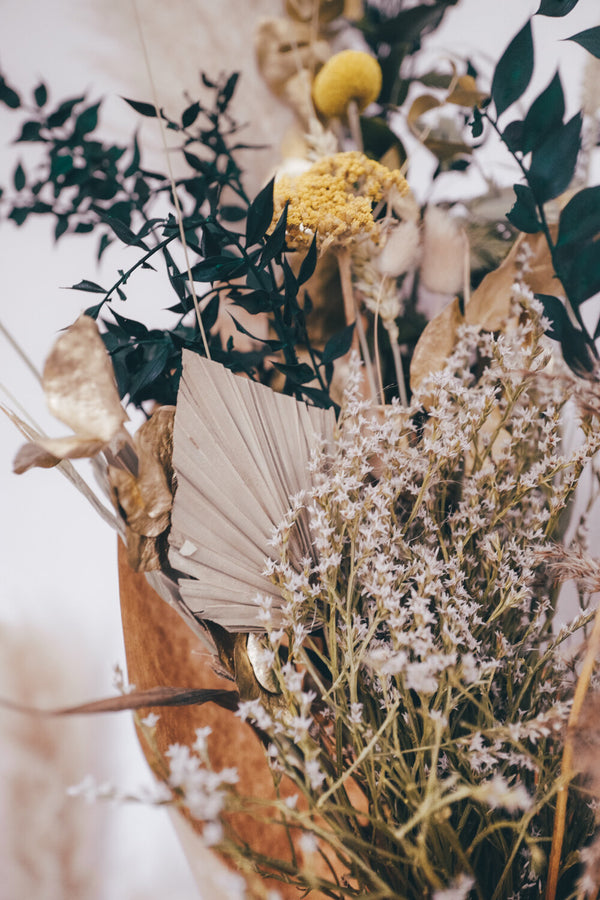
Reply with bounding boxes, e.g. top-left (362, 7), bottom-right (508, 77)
top-left (536, 0), bottom-right (580, 15)
top-left (557, 186), bottom-right (600, 247)
top-left (522, 71), bottom-right (565, 153)
top-left (491, 20), bottom-right (534, 117)
top-left (122, 97), bottom-right (158, 118)
top-left (246, 177), bottom-right (275, 246)
top-left (529, 112), bottom-right (582, 203)
top-left (507, 184), bottom-right (542, 233)
top-left (566, 26), bottom-right (600, 59)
